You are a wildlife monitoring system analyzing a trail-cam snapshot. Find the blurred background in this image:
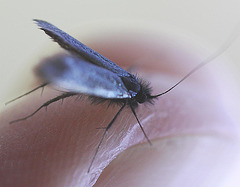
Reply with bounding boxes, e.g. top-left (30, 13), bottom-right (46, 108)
top-left (1, 1), bottom-right (240, 186)
top-left (1, 0), bottom-right (240, 112)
